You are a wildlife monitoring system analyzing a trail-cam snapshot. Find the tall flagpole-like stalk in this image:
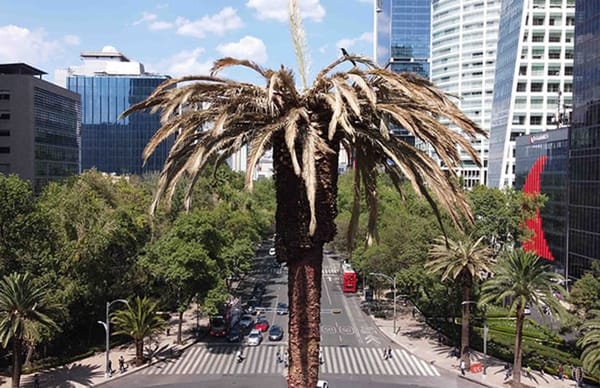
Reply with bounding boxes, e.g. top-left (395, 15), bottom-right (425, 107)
top-left (288, 0), bottom-right (310, 90)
